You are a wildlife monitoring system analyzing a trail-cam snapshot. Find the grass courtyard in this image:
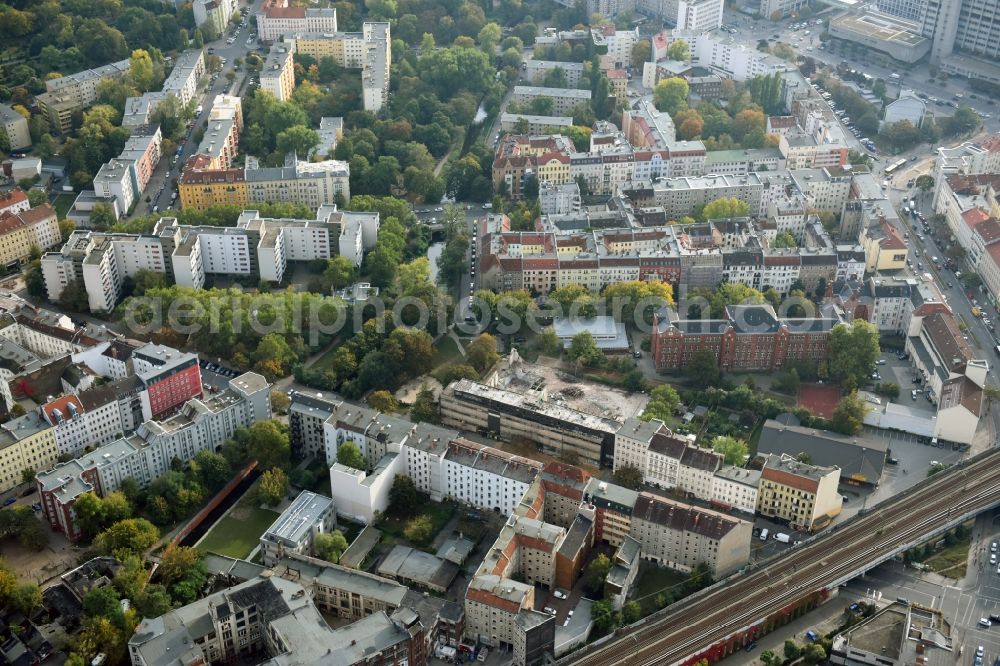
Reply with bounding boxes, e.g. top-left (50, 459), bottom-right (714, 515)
top-left (631, 564), bottom-right (690, 616)
top-left (52, 193), bottom-right (74, 219)
top-left (197, 505), bottom-right (280, 559)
